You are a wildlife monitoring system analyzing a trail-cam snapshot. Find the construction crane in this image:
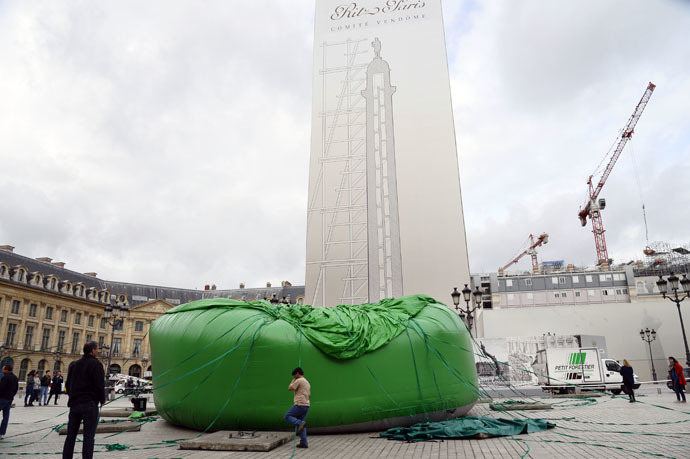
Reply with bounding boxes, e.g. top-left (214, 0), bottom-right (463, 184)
top-left (500, 233), bottom-right (549, 274)
top-left (578, 82), bottom-right (656, 265)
